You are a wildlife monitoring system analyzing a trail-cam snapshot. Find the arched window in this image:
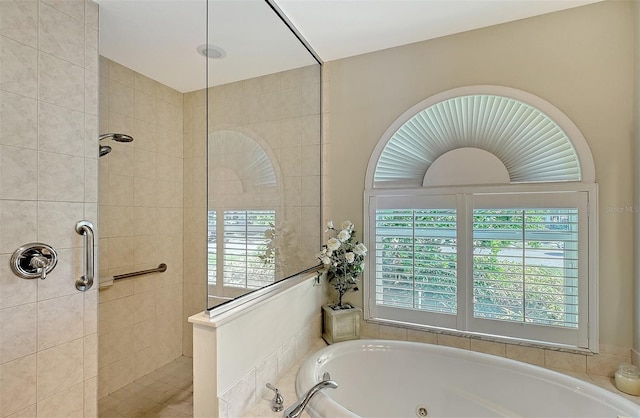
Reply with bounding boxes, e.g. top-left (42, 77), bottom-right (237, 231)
top-left (207, 130), bottom-right (281, 295)
top-left (364, 86), bottom-right (598, 351)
